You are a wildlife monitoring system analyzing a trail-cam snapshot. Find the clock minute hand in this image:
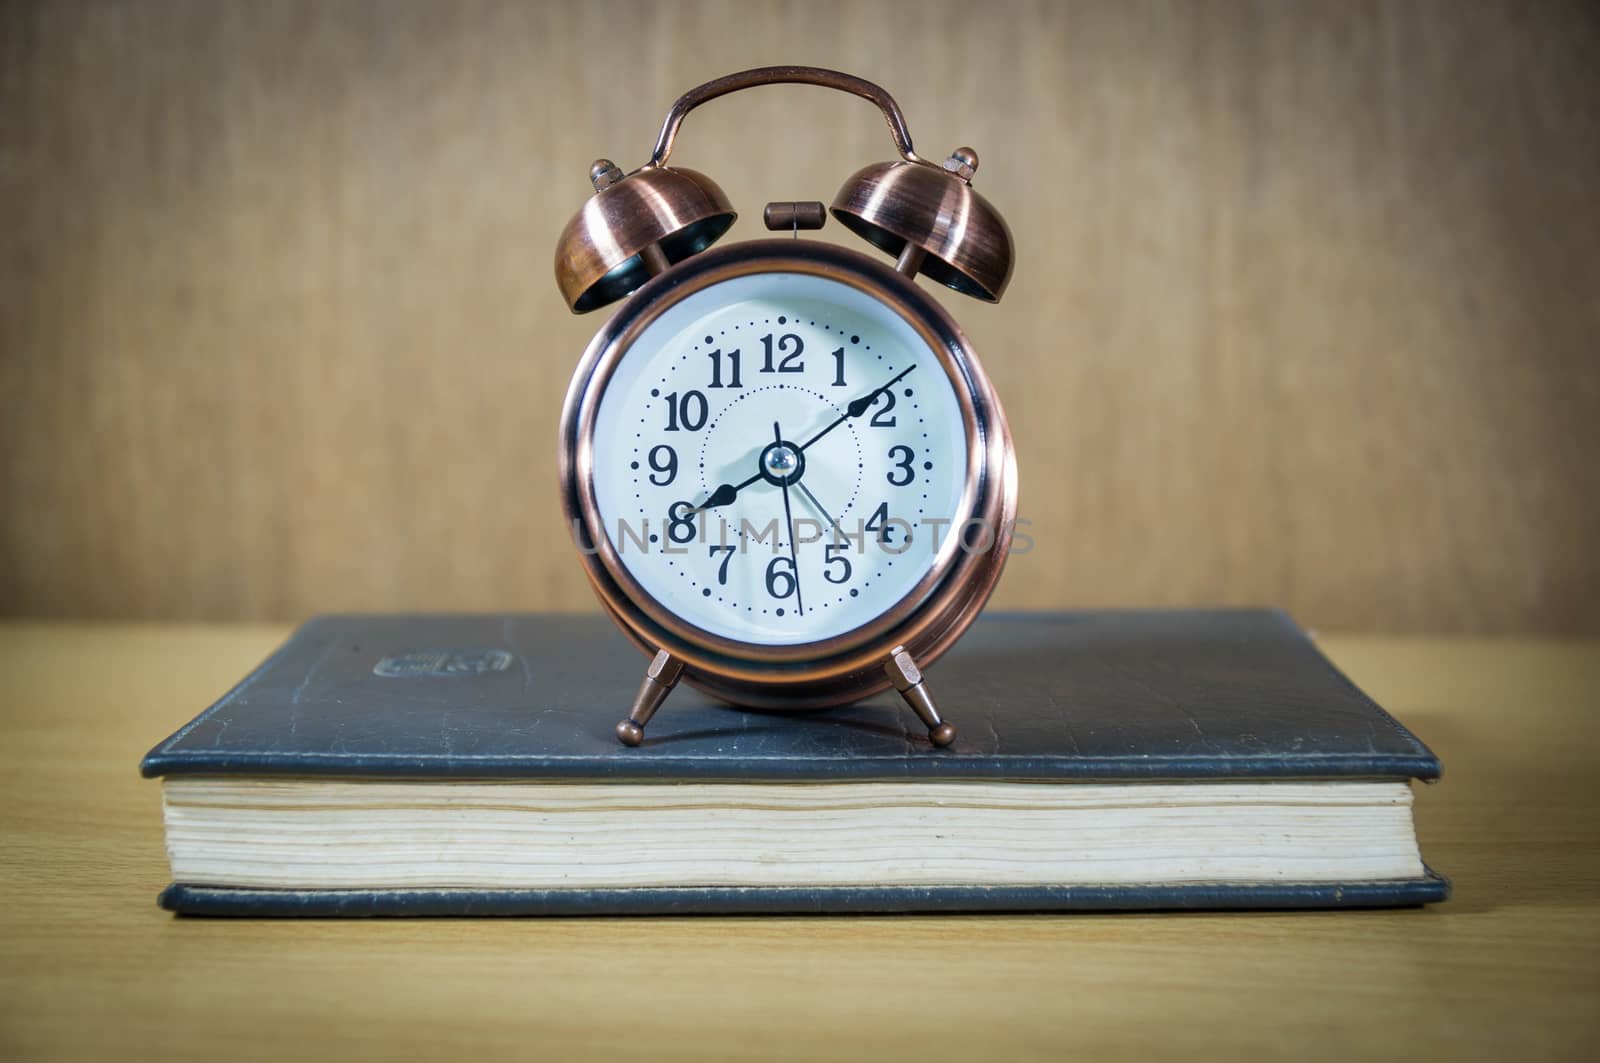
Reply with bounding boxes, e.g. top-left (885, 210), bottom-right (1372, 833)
top-left (798, 364), bottom-right (917, 452)
top-left (773, 421), bottom-right (805, 616)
